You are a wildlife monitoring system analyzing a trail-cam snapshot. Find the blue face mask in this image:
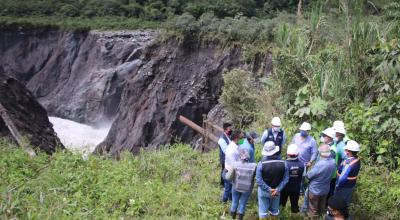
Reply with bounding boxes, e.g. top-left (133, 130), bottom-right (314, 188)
top-left (300, 130), bottom-right (308, 137)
